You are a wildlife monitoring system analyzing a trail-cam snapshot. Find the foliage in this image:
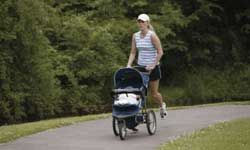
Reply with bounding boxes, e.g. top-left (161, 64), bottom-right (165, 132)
top-left (0, 0), bottom-right (250, 124)
top-left (179, 65), bottom-right (250, 106)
